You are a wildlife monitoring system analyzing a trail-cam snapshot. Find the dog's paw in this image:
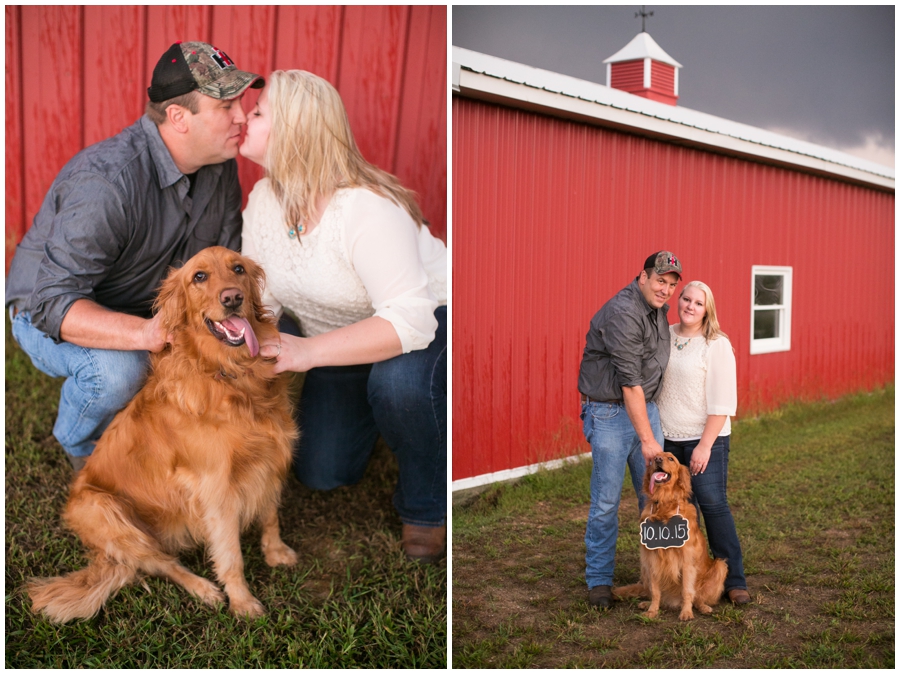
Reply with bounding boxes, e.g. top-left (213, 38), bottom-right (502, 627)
top-left (637, 601), bottom-right (650, 610)
top-left (190, 578), bottom-right (226, 607)
top-left (263, 542), bottom-right (298, 567)
top-left (678, 608), bottom-right (695, 621)
top-left (641, 608), bottom-right (659, 619)
top-left (229, 595), bottom-right (265, 619)
top-left (696, 603), bottom-right (713, 614)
